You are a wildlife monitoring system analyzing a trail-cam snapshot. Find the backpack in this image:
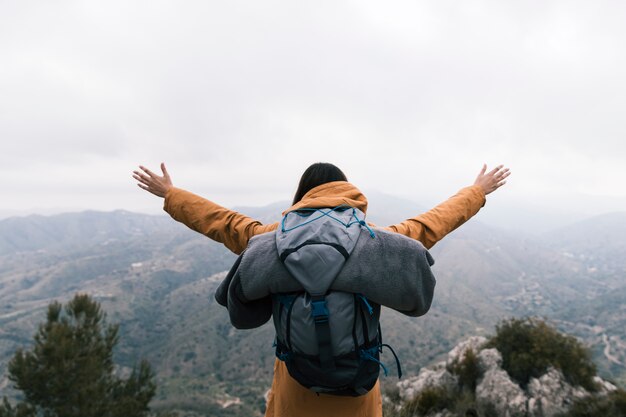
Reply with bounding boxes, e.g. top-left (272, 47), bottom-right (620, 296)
top-left (272, 206), bottom-right (402, 396)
